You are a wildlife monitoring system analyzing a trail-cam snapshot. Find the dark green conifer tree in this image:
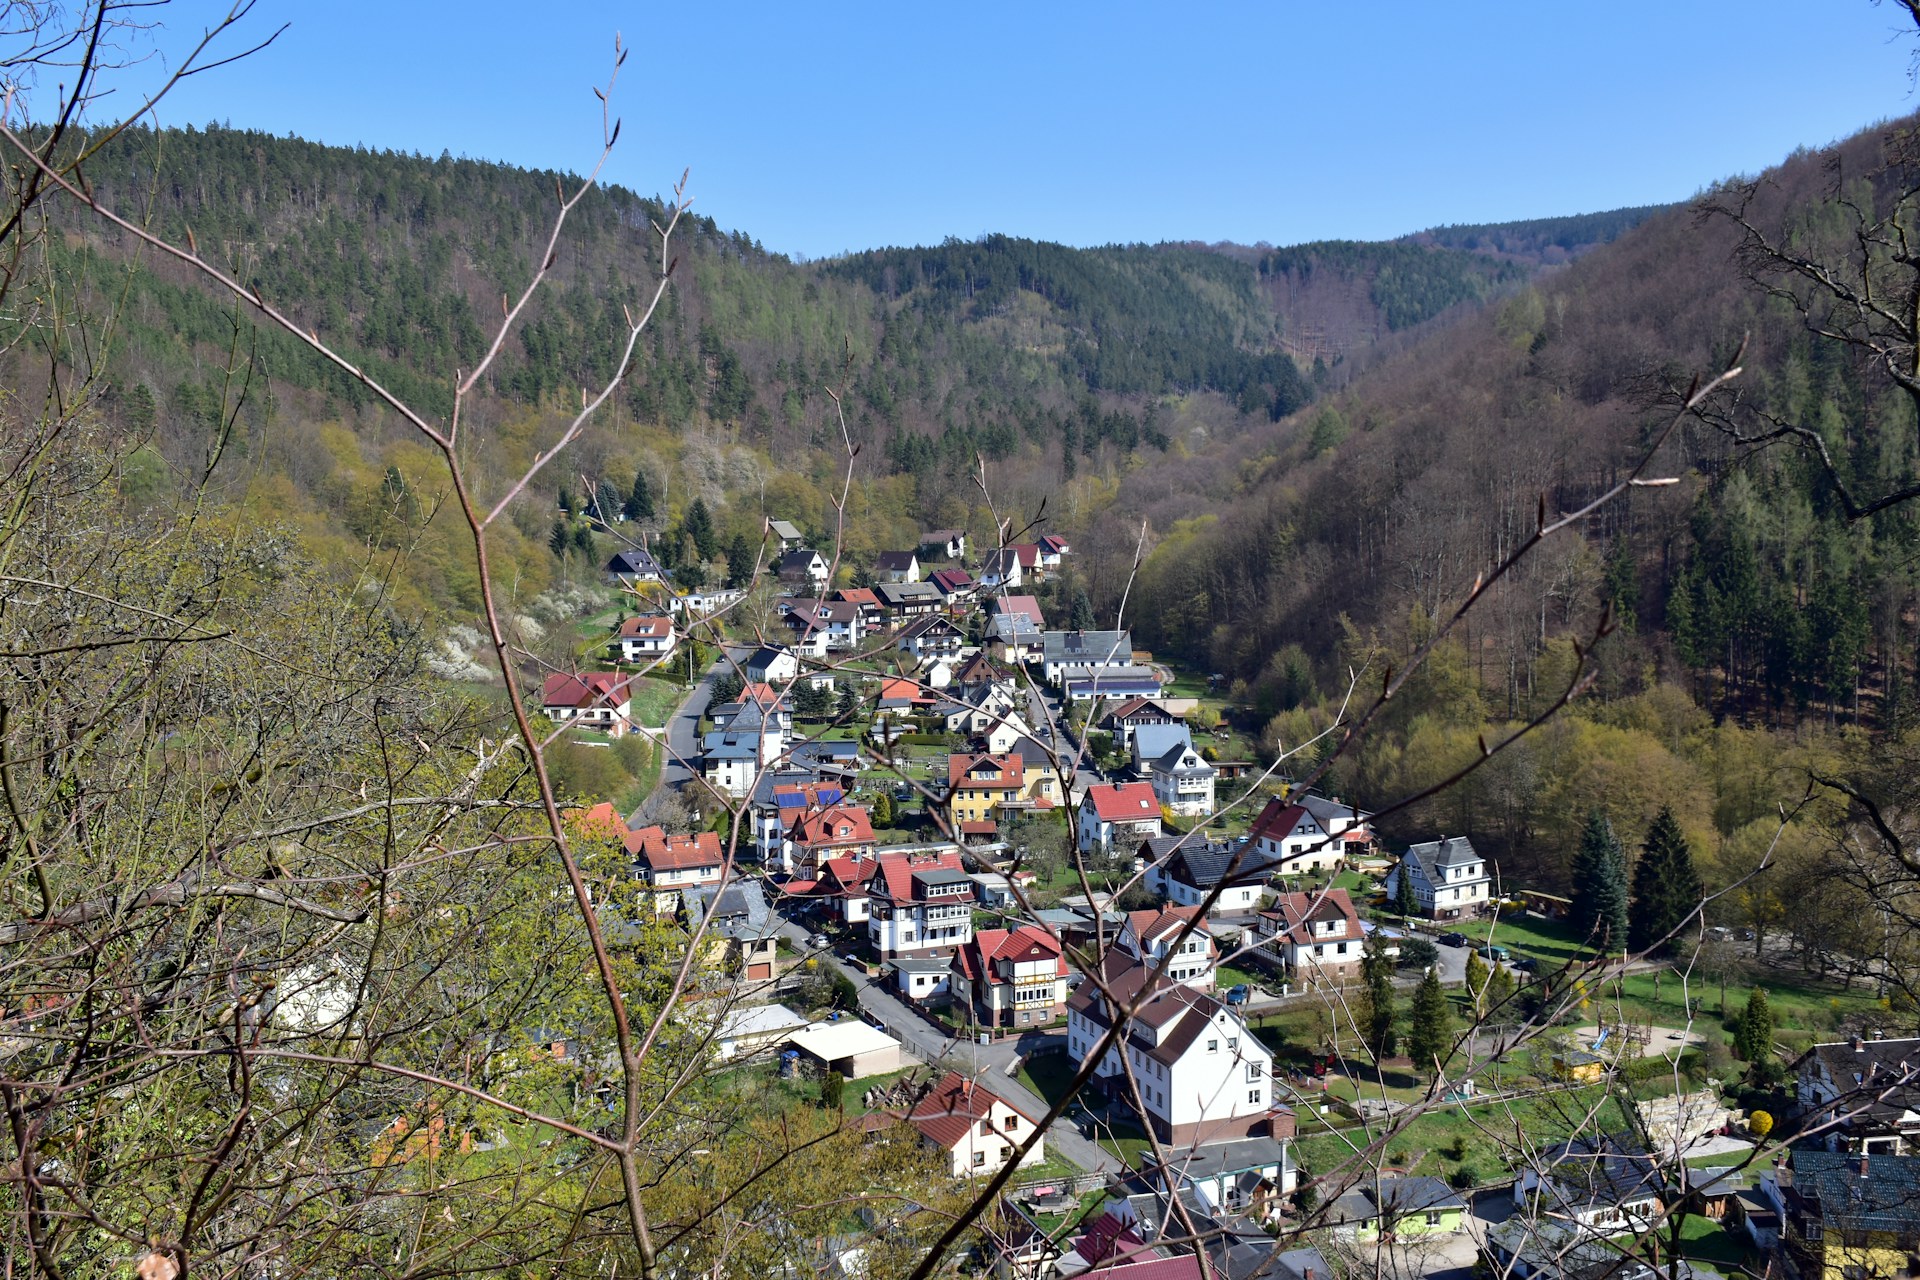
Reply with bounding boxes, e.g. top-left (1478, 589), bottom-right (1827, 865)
top-left (1361, 931), bottom-right (1398, 1062)
top-left (1407, 966), bottom-right (1454, 1077)
top-left (684, 498), bottom-right (717, 561)
top-left (623, 468), bottom-right (654, 522)
top-left (1570, 810), bottom-right (1631, 951)
top-left (1628, 806), bottom-right (1704, 955)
